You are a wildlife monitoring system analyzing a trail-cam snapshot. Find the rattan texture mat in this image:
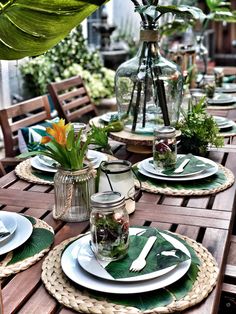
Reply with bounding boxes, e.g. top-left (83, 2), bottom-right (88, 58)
top-left (134, 164), bottom-right (234, 196)
top-left (41, 233), bottom-right (219, 314)
top-left (15, 159), bottom-right (54, 185)
top-left (0, 217), bottom-right (54, 278)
